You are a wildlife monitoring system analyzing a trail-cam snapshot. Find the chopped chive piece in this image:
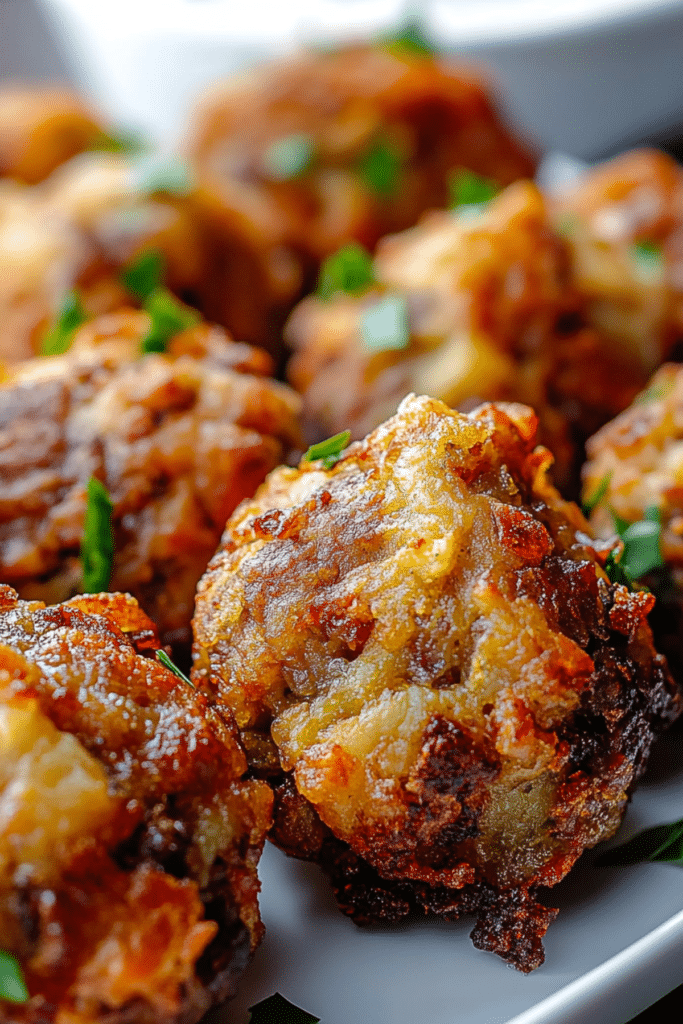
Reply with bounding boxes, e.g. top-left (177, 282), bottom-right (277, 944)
top-left (382, 17), bottom-right (436, 57)
top-left (132, 153), bottom-right (194, 197)
top-left (90, 127), bottom-right (147, 156)
top-left (317, 242), bottom-right (375, 300)
top-left (596, 815), bottom-right (683, 867)
top-left (449, 168), bottom-right (499, 209)
top-left (603, 548), bottom-right (634, 591)
top-left (262, 134), bottom-right (315, 181)
top-left (156, 650), bottom-right (194, 689)
top-left (81, 477), bottom-right (114, 594)
top-left (304, 430), bottom-right (351, 470)
top-left (359, 294), bottom-right (410, 352)
top-left (41, 290), bottom-right (87, 356)
top-left (621, 505), bottom-right (664, 580)
top-left (0, 951), bottom-right (28, 1005)
top-left (248, 993), bottom-right (320, 1024)
top-left (357, 139), bottom-right (402, 198)
top-left (582, 473), bottom-right (612, 517)
top-left (120, 249), bottom-right (165, 302)
top-left (140, 288), bottom-right (200, 354)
